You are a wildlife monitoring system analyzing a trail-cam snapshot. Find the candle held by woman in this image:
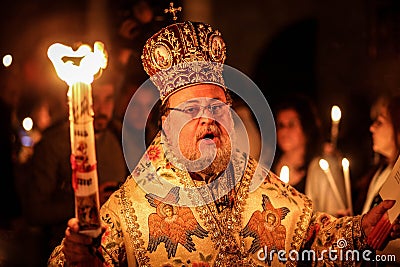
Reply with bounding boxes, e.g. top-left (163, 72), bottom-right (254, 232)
top-left (341, 157), bottom-right (353, 215)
